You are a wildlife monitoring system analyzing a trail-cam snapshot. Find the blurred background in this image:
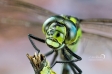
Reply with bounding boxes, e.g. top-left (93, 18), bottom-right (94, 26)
top-left (0, 0), bottom-right (112, 74)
